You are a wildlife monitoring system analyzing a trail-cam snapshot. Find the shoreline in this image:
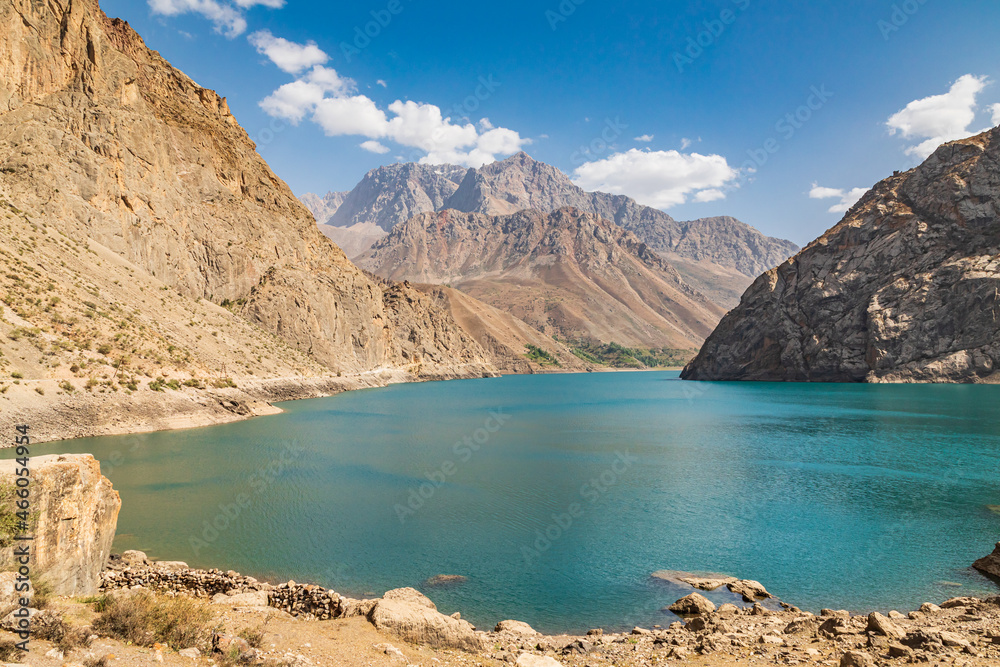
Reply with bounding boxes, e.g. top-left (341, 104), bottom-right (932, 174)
top-left (2, 364), bottom-right (679, 446)
top-left (82, 553), bottom-right (1000, 667)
